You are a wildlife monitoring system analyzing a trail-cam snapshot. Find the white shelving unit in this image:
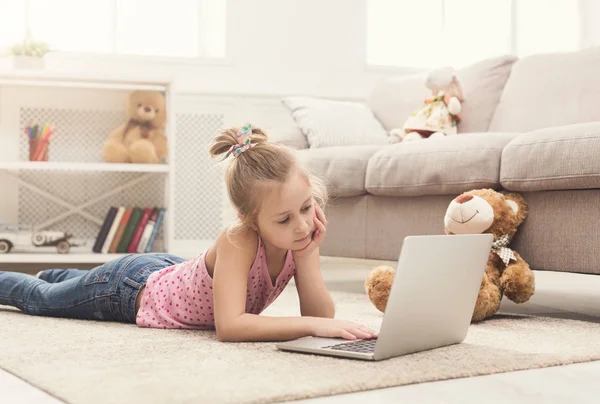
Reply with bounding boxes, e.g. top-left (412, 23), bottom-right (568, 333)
top-left (0, 161), bottom-right (170, 173)
top-left (0, 70), bottom-right (168, 91)
top-left (1, 253), bottom-right (132, 264)
top-left (0, 70), bottom-right (175, 264)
